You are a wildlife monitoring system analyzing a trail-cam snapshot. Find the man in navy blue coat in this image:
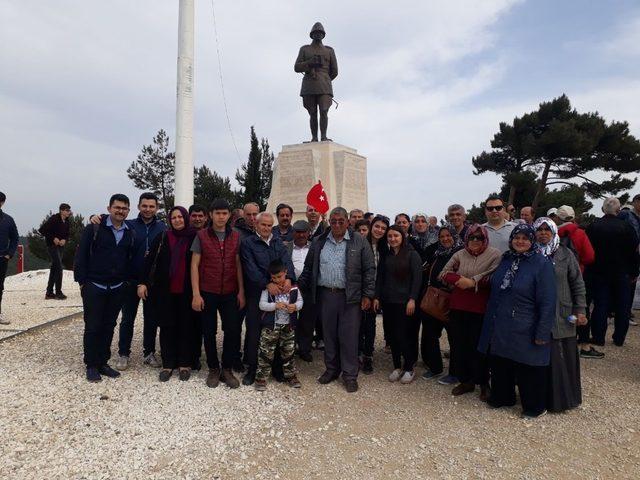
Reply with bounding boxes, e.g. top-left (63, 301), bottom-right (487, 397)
top-left (0, 191), bottom-right (19, 325)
